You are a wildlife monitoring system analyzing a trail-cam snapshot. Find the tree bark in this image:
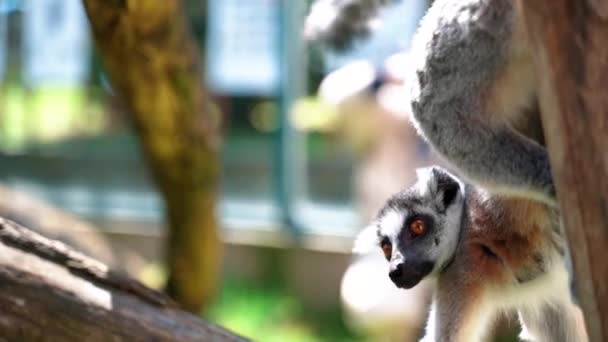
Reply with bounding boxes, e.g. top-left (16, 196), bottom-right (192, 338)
top-left (0, 184), bottom-right (115, 266)
top-left (0, 218), bottom-right (245, 341)
top-left (520, 1), bottom-right (608, 341)
top-left (83, 1), bottom-right (221, 313)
